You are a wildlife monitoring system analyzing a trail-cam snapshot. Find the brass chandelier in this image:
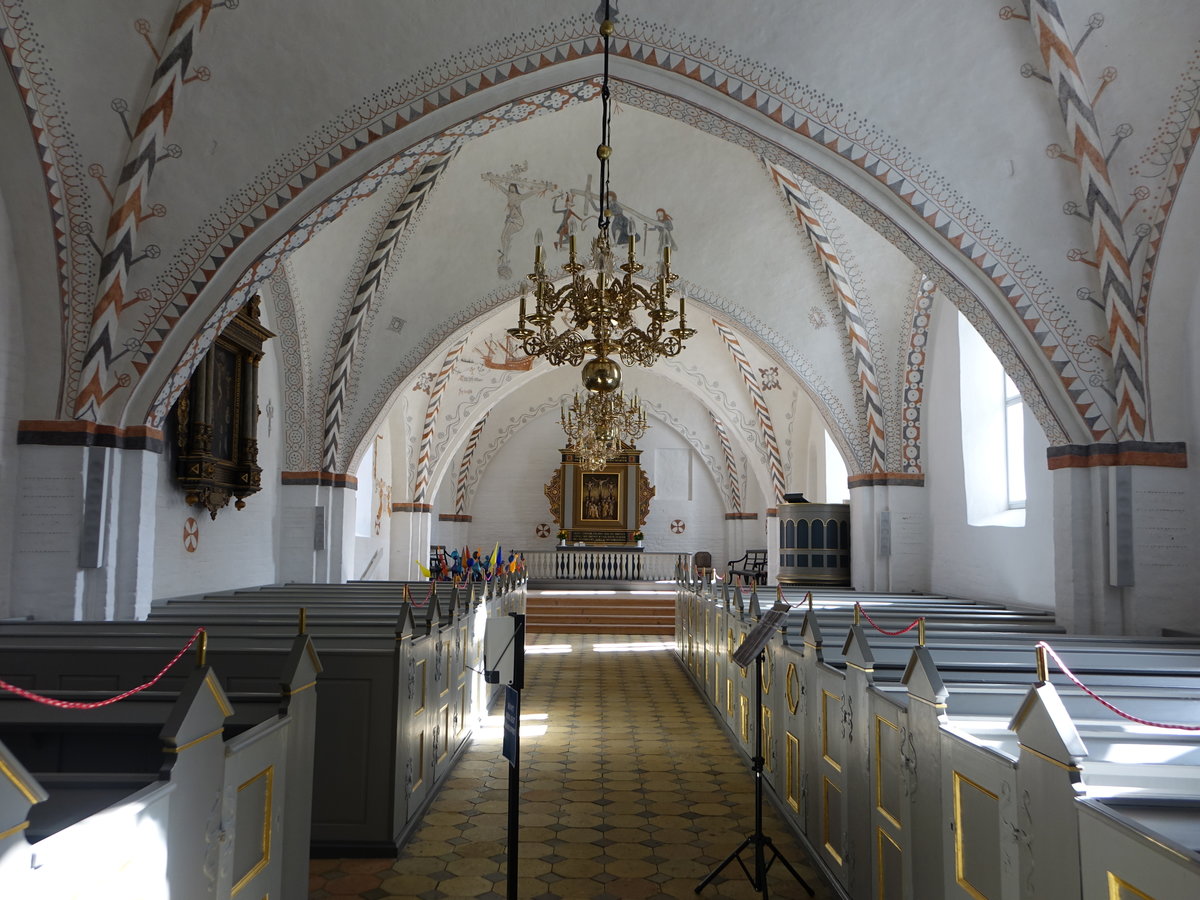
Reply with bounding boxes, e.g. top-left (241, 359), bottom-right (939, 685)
top-left (561, 389), bottom-right (648, 471)
top-left (507, 0), bottom-right (694, 395)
